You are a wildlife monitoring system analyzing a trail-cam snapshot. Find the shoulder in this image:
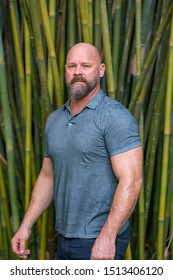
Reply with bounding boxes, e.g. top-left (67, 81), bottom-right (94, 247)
top-left (96, 93), bottom-right (137, 131)
top-left (45, 106), bottom-right (64, 130)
